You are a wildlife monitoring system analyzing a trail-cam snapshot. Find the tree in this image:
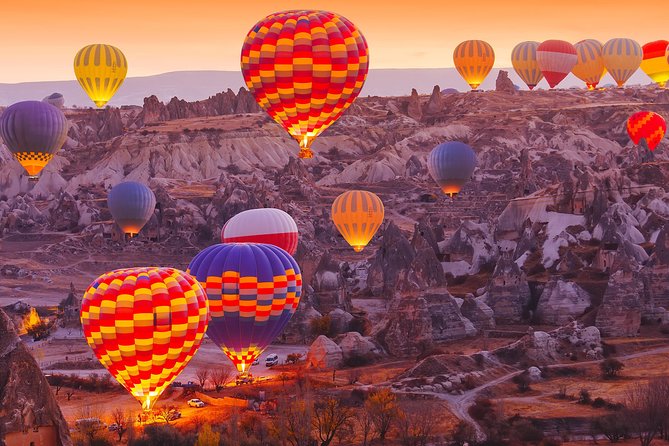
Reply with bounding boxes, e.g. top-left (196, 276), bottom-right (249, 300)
top-left (592, 413), bottom-right (629, 443)
top-left (155, 405), bottom-right (177, 425)
top-left (312, 397), bottom-right (354, 446)
top-left (278, 397), bottom-right (313, 446)
top-left (365, 388), bottom-right (399, 444)
top-left (601, 358), bottom-right (624, 379)
top-left (512, 371), bottom-right (532, 393)
top-left (310, 315), bottom-right (333, 337)
top-left (357, 410), bottom-right (376, 446)
top-left (211, 366), bottom-right (234, 392)
top-left (397, 405), bottom-right (437, 446)
top-left (27, 320), bottom-right (50, 341)
top-left (452, 421), bottom-right (477, 446)
top-left (196, 368), bottom-right (210, 390)
top-left (66, 389), bottom-right (75, 401)
top-left (287, 352), bottom-right (304, 364)
top-left (111, 408), bottom-right (130, 442)
top-left (195, 424), bottom-right (220, 446)
top-left (278, 372), bottom-right (291, 387)
top-left (626, 381), bottom-right (664, 446)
